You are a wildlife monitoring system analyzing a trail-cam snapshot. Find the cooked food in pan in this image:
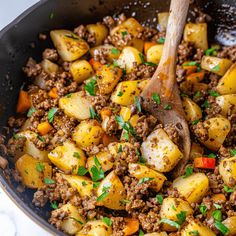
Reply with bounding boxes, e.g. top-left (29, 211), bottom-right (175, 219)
top-left (7, 11), bottom-right (236, 236)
